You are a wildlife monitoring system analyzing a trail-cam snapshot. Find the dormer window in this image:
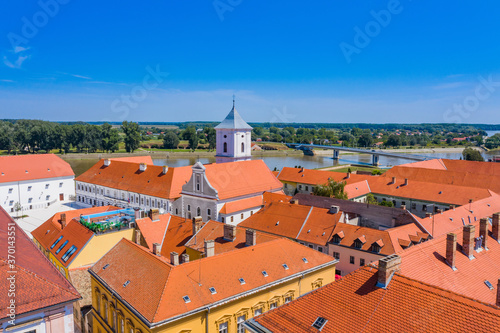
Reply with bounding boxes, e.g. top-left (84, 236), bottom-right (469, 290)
top-left (354, 239), bottom-right (363, 249)
top-left (332, 234), bottom-right (341, 244)
top-left (372, 243), bottom-right (381, 254)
